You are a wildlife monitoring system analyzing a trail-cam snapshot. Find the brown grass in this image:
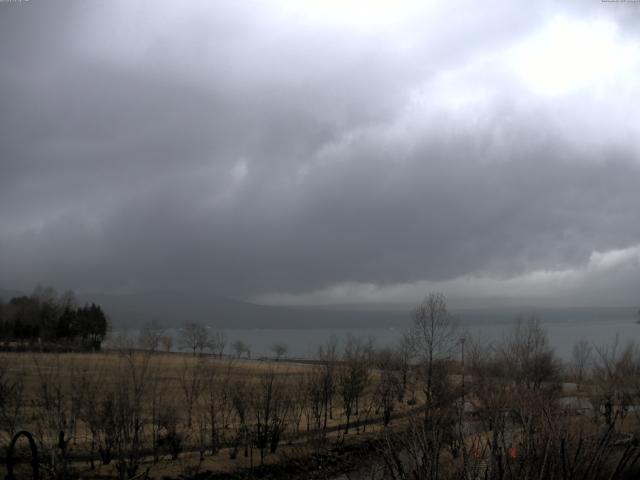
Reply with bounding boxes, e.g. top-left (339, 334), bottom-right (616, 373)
top-left (0, 350), bottom-right (412, 479)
